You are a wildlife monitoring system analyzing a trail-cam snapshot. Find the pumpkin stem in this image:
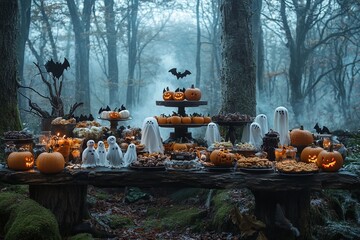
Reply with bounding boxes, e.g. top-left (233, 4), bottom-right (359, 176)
top-left (163, 88), bottom-right (166, 93)
top-left (329, 144), bottom-right (333, 152)
top-left (300, 125), bottom-right (304, 130)
top-left (191, 84), bottom-right (195, 88)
